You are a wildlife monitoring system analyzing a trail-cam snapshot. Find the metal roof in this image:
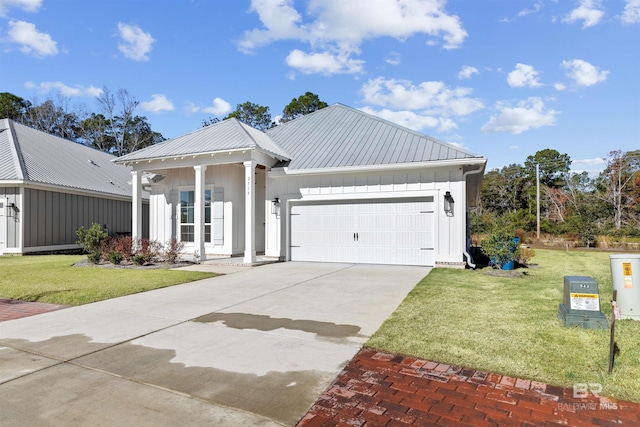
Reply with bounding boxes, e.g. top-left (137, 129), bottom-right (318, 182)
top-left (0, 119), bottom-right (134, 198)
top-left (266, 103), bottom-right (483, 170)
top-left (116, 118), bottom-right (290, 163)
